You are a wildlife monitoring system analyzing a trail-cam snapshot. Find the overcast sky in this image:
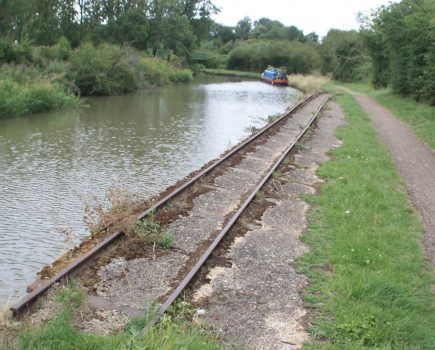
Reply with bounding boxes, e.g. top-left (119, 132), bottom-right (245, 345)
top-left (212, 0), bottom-right (399, 38)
